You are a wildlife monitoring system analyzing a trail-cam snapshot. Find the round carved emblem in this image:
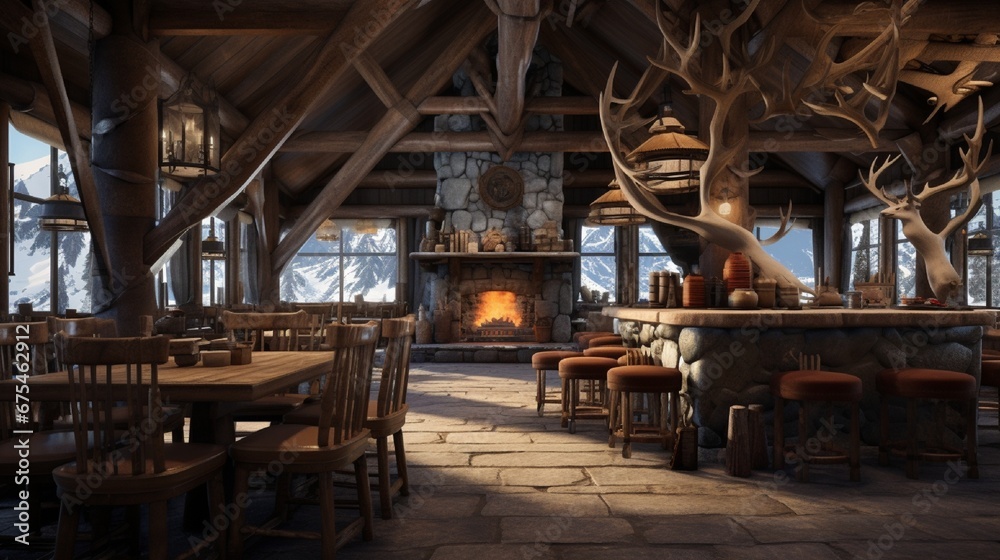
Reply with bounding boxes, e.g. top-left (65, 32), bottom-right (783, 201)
top-left (478, 166), bottom-right (523, 210)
